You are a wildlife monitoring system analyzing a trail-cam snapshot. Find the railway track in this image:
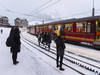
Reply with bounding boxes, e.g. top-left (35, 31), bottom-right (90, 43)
top-left (21, 34), bottom-right (100, 75)
top-left (50, 46), bottom-right (100, 72)
top-left (27, 32), bottom-right (100, 63)
top-left (21, 37), bottom-right (85, 75)
top-left (21, 33), bottom-right (100, 75)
